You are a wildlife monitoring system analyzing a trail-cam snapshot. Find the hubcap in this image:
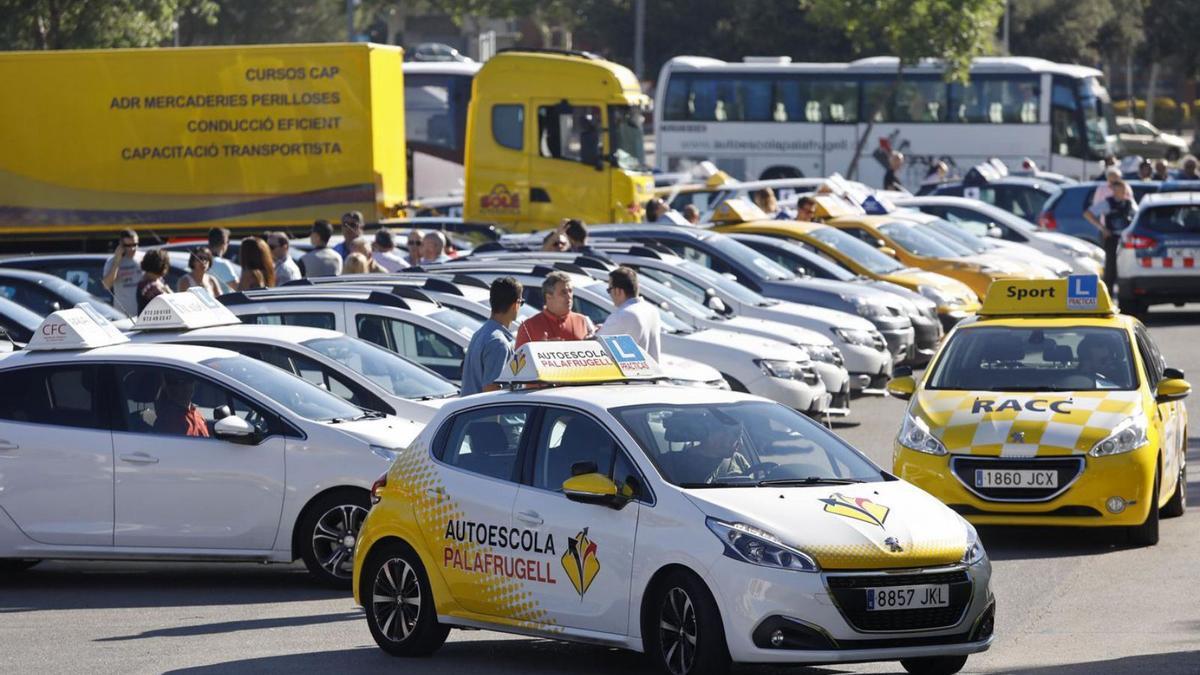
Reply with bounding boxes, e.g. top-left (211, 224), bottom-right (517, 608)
top-left (659, 587), bottom-right (697, 675)
top-left (311, 504), bottom-right (368, 579)
top-left (371, 557), bottom-right (421, 642)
